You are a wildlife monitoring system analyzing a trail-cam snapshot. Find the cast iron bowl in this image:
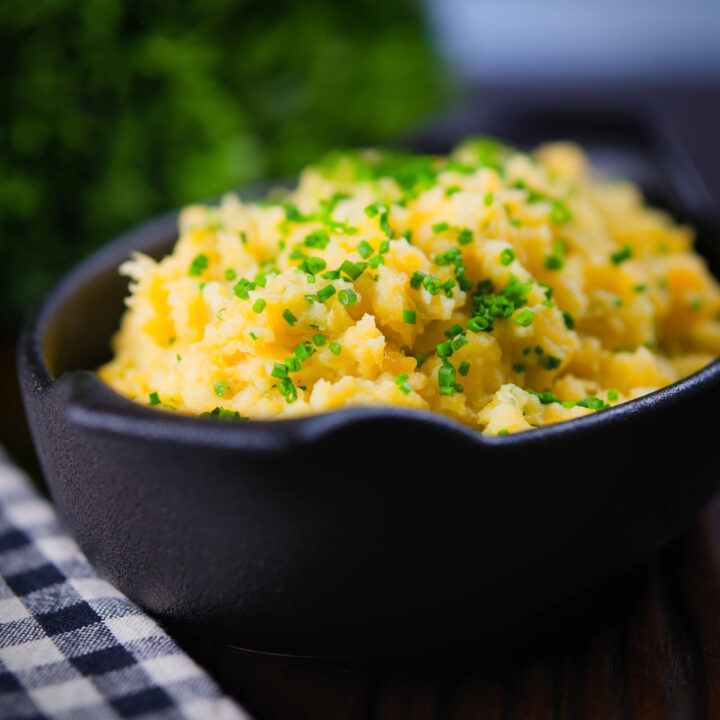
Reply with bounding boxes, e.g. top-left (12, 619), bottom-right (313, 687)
top-left (18, 144), bottom-right (720, 657)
